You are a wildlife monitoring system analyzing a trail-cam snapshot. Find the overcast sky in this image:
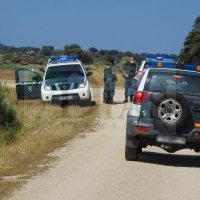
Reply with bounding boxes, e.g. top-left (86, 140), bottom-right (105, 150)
top-left (0, 0), bottom-right (199, 54)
